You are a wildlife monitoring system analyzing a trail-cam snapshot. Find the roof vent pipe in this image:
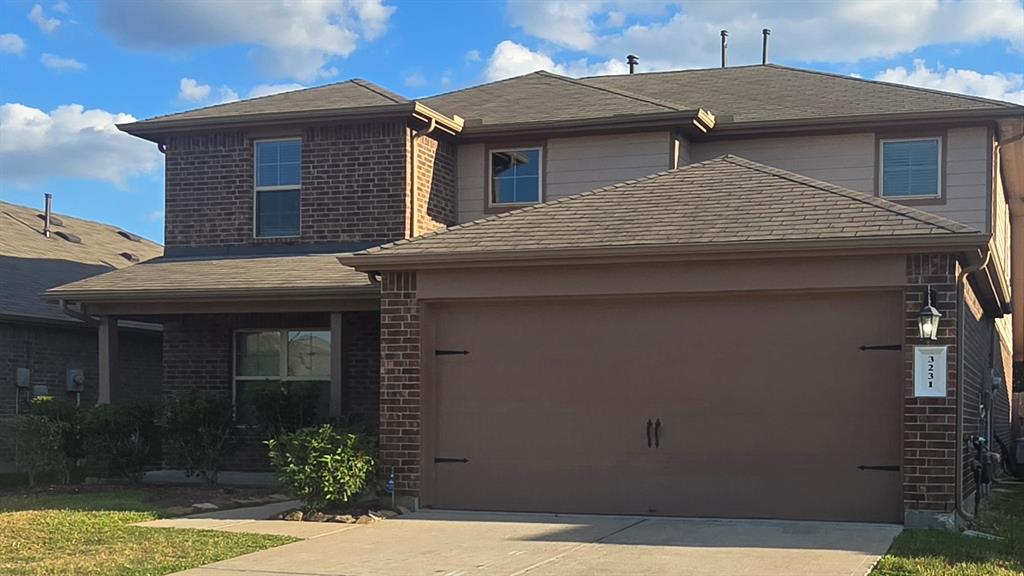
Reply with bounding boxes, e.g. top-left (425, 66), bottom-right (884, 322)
top-left (720, 30), bottom-right (728, 68)
top-left (627, 54), bottom-right (639, 74)
top-left (762, 28), bottom-right (771, 65)
top-left (43, 193), bottom-right (52, 238)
